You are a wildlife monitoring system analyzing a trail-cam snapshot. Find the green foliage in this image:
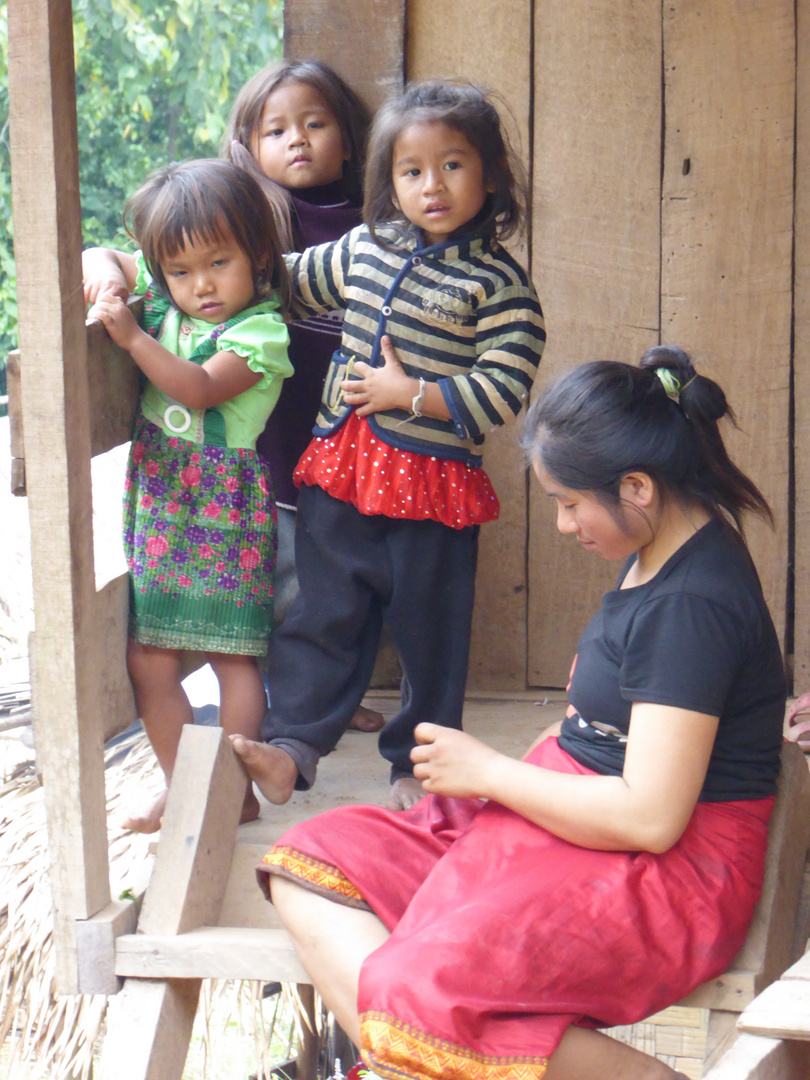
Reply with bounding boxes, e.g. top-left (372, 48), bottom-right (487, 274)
top-left (0, 0), bottom-right (283, 371)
